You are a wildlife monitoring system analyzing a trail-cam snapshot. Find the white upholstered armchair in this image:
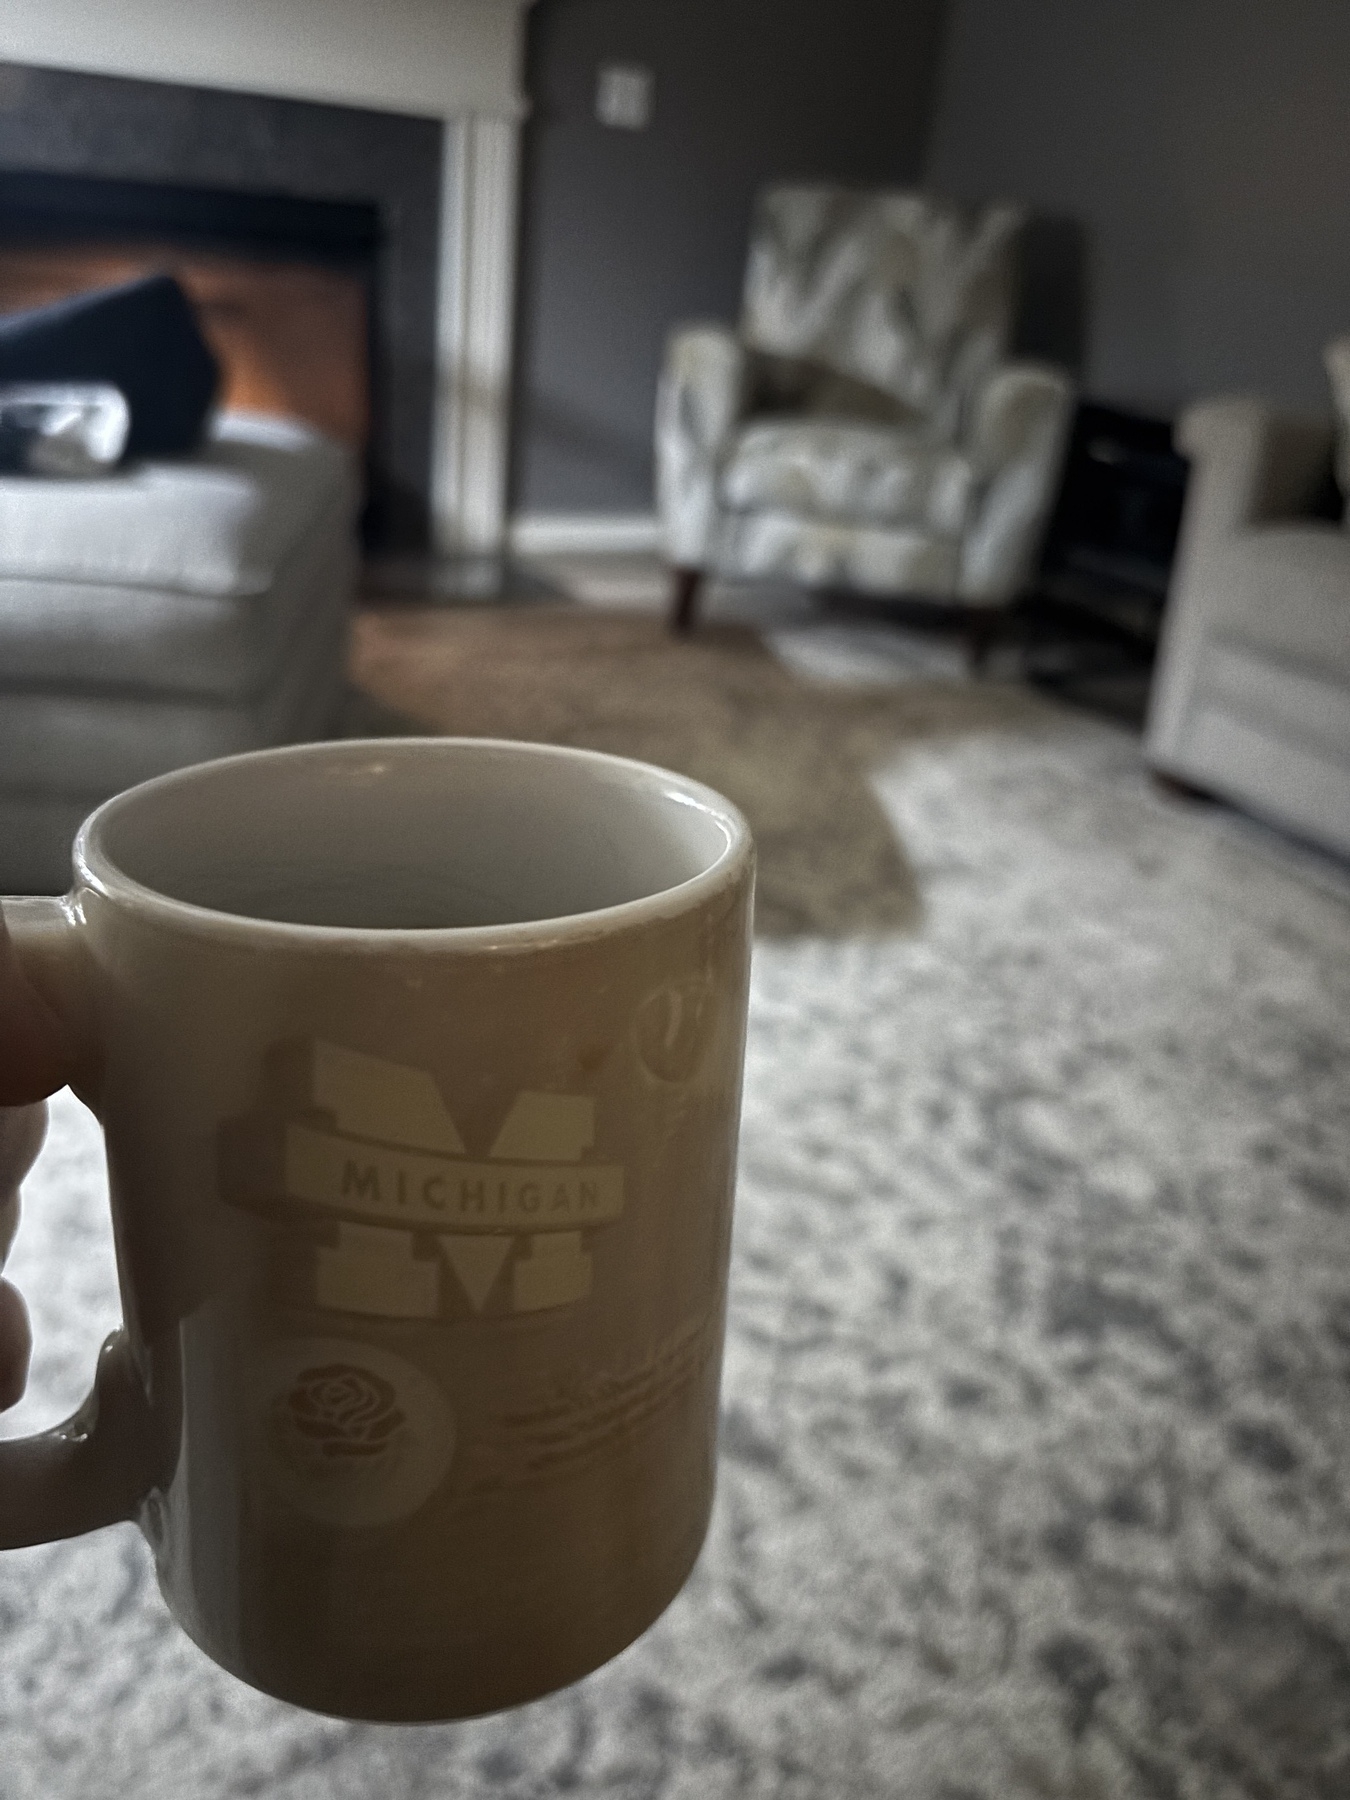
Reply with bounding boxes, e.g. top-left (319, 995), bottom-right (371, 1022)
top-left (655, 186), bottom-right (1074, 650)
